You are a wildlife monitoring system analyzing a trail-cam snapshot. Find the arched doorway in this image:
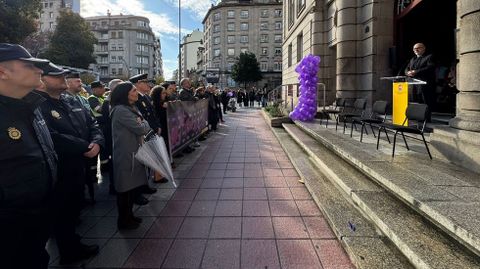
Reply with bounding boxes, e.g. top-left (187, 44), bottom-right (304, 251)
top-left (394, 0), bottom-right (457, 115)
